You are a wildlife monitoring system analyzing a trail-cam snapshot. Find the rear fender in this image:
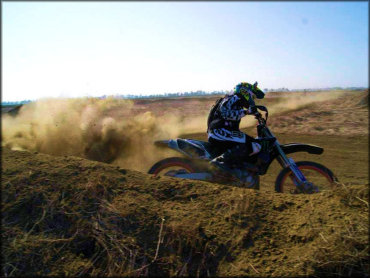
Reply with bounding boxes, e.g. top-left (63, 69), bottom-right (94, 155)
top-left (154, 139), bottom-right (186, 156)
top-left (154, 139), bottom-right (208, 158)
top-left (154, 140), bottom-right (171, 148)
